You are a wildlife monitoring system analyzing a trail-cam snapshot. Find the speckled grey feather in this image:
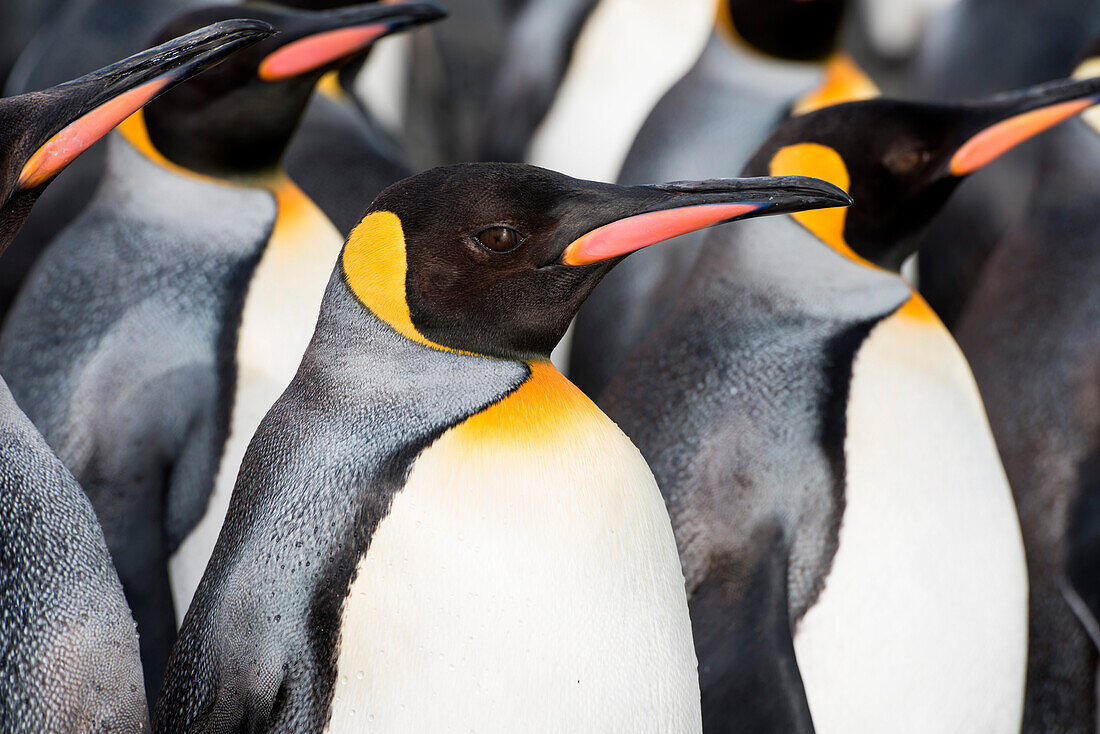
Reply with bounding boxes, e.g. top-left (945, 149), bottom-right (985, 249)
top-left (155, 270), bottom-right (527, 733)
top-left (570, 34), bottom-right (822, 396)
top-left (956, 119), bottom-right (1100, 734)
top-left (0, 134), bottom-right (276, 703)
top-left (600, 215), bottom-right (908, 730)
top-left (0, 378), bottom-right (148, 733)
